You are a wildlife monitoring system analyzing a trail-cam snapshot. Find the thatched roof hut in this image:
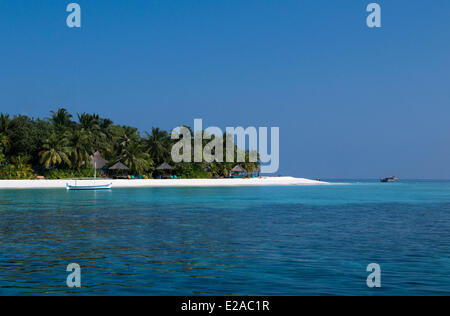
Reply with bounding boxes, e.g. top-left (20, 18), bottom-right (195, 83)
top-left (231, 165), bottom-right (246, 173)
top-left (109, 161), bottom-right (130, 170)
top-left (156, 162), bottom-right (173, 170)
top-left (90, 151), bottom-right (107, 169)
